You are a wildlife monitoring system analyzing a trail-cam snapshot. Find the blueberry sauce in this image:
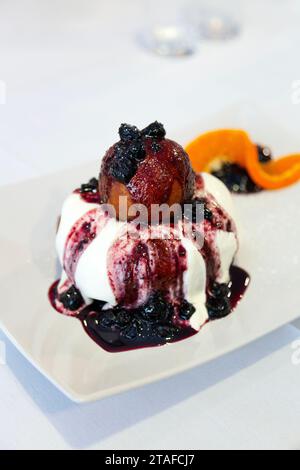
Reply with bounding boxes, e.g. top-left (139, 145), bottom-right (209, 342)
top-left (107, 233), bottom-right (188, 310)
top-left (63, 208), bottom-right (109, 283)
top-left (61, 185), bottom-right (236, 315)
top-left (104, 189), bottom-right (236, 313)
top-left (190, 174), bottom-right (238, 281)
top-left (48, 266), bottom-right (250, 353)
top-left (211, 145), bottom-right (272, 194)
